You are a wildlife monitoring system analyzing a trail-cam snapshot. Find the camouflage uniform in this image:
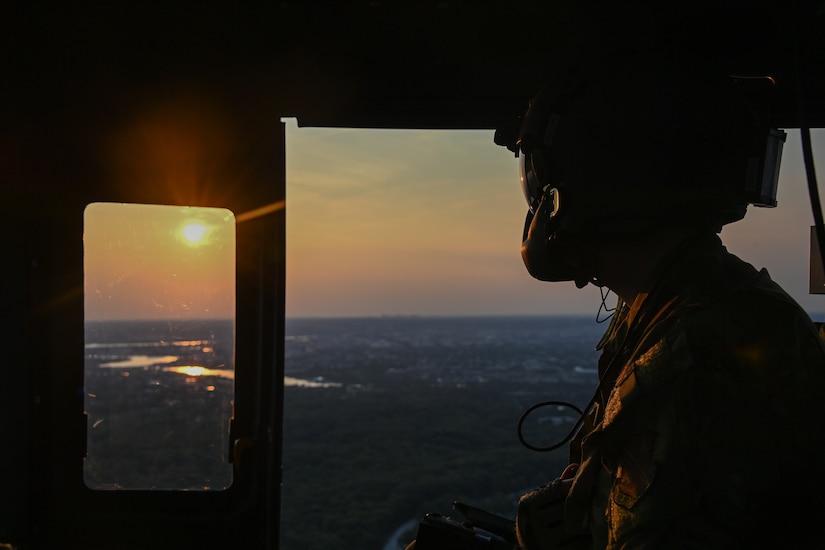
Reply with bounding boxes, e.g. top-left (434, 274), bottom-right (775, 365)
top-left (561, 233), bottom-right (825, 549)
